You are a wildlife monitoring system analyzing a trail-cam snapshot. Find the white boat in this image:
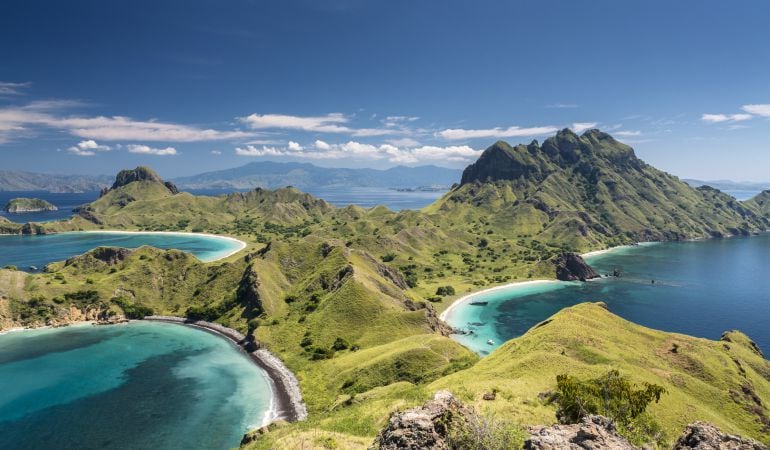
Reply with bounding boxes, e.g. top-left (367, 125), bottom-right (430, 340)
top-left (487, 339), bottom-right (495, 345)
